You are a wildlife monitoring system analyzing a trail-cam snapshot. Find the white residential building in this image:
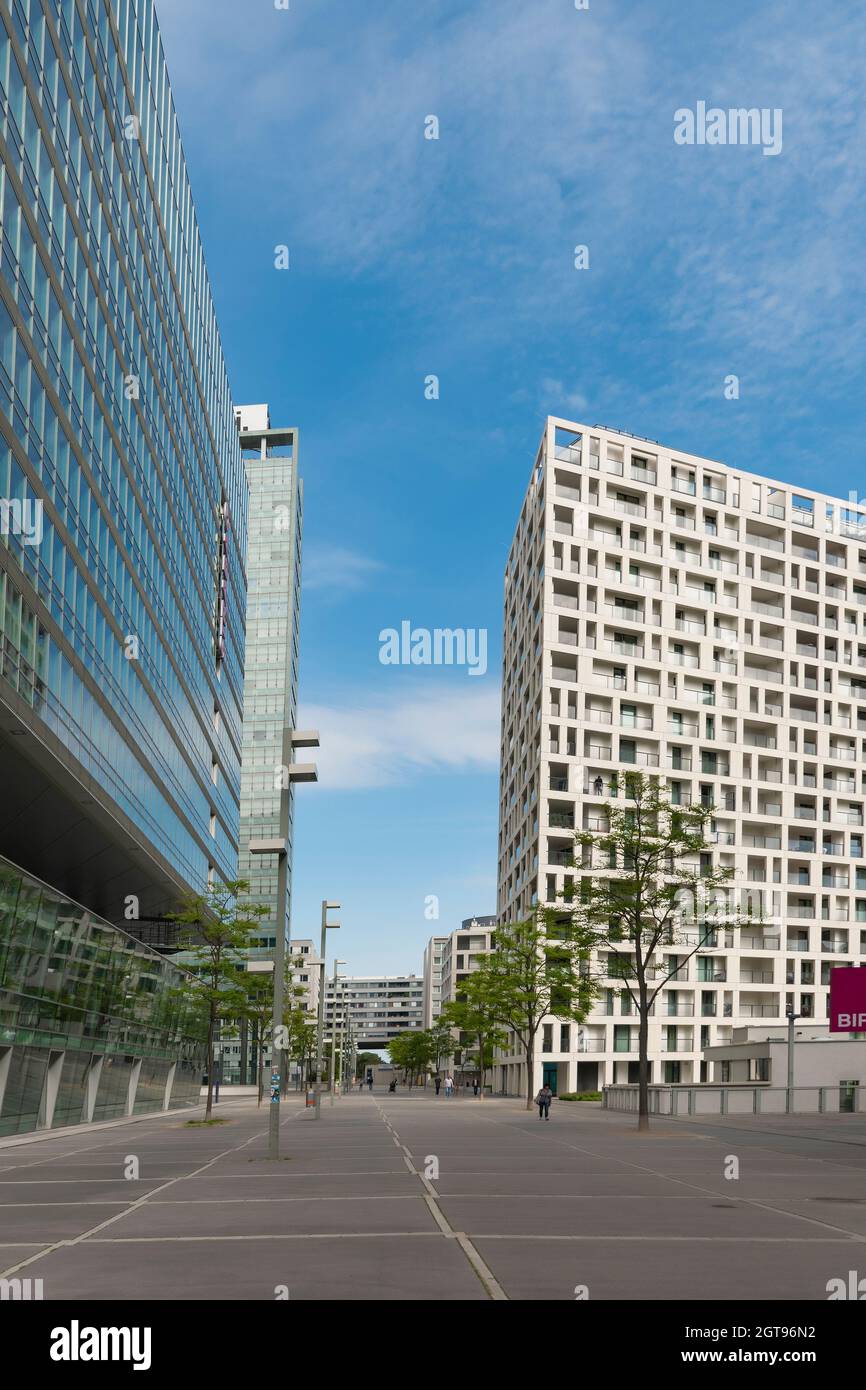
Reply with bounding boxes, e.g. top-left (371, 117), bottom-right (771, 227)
top-left (438, 917), bottom-right (497, 1010)
top-left (288, 938), bottom-right (322, 1021)
top-left (422, 936), bottom-right (447, 1027)
top-left (496, 415), bottom-right (866, 1097)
